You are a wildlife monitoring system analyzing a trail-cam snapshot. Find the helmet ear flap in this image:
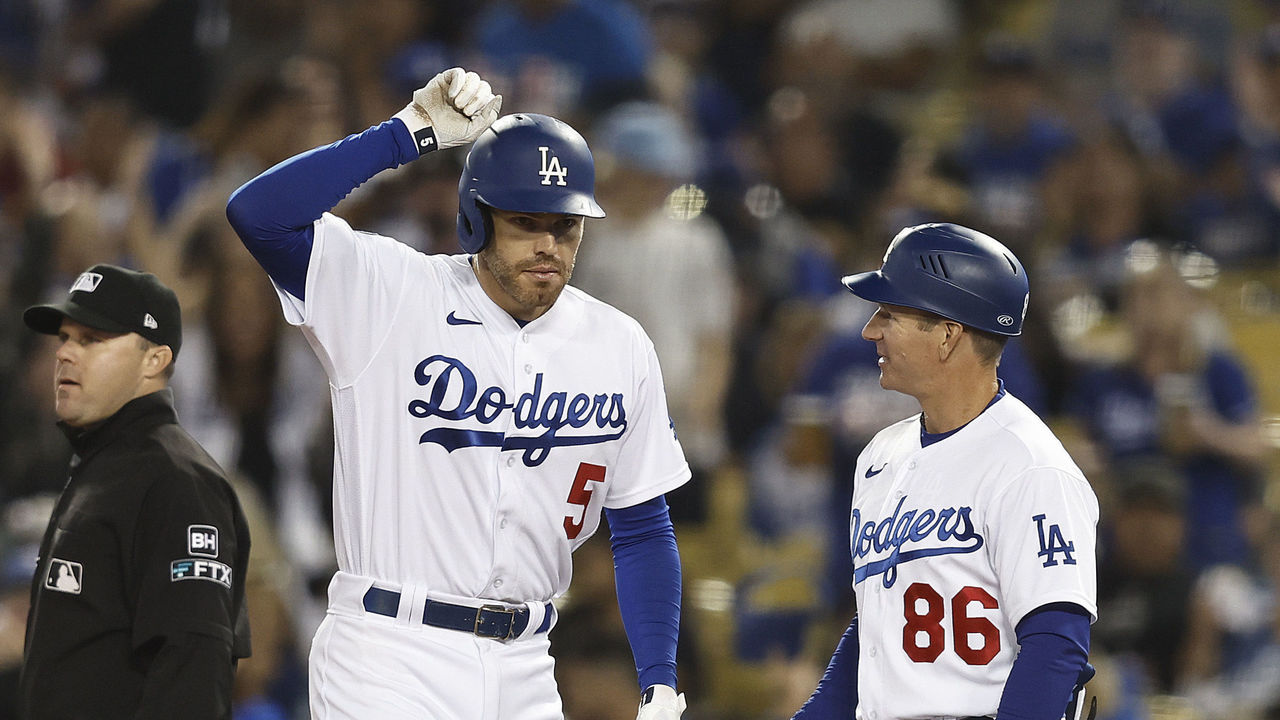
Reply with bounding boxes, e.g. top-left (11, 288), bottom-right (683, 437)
top-left (457, 189), bottom-right (489, 253)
